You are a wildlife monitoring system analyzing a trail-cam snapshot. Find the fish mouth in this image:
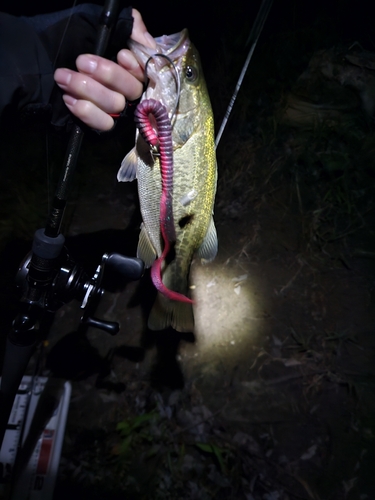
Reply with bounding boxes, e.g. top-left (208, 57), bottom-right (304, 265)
top-left (154, 29), bottom-right (189, 57)
top-left (129, 29), bottom-right (192, 118)
top-left (129, 29), bottom-right (190, 68)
